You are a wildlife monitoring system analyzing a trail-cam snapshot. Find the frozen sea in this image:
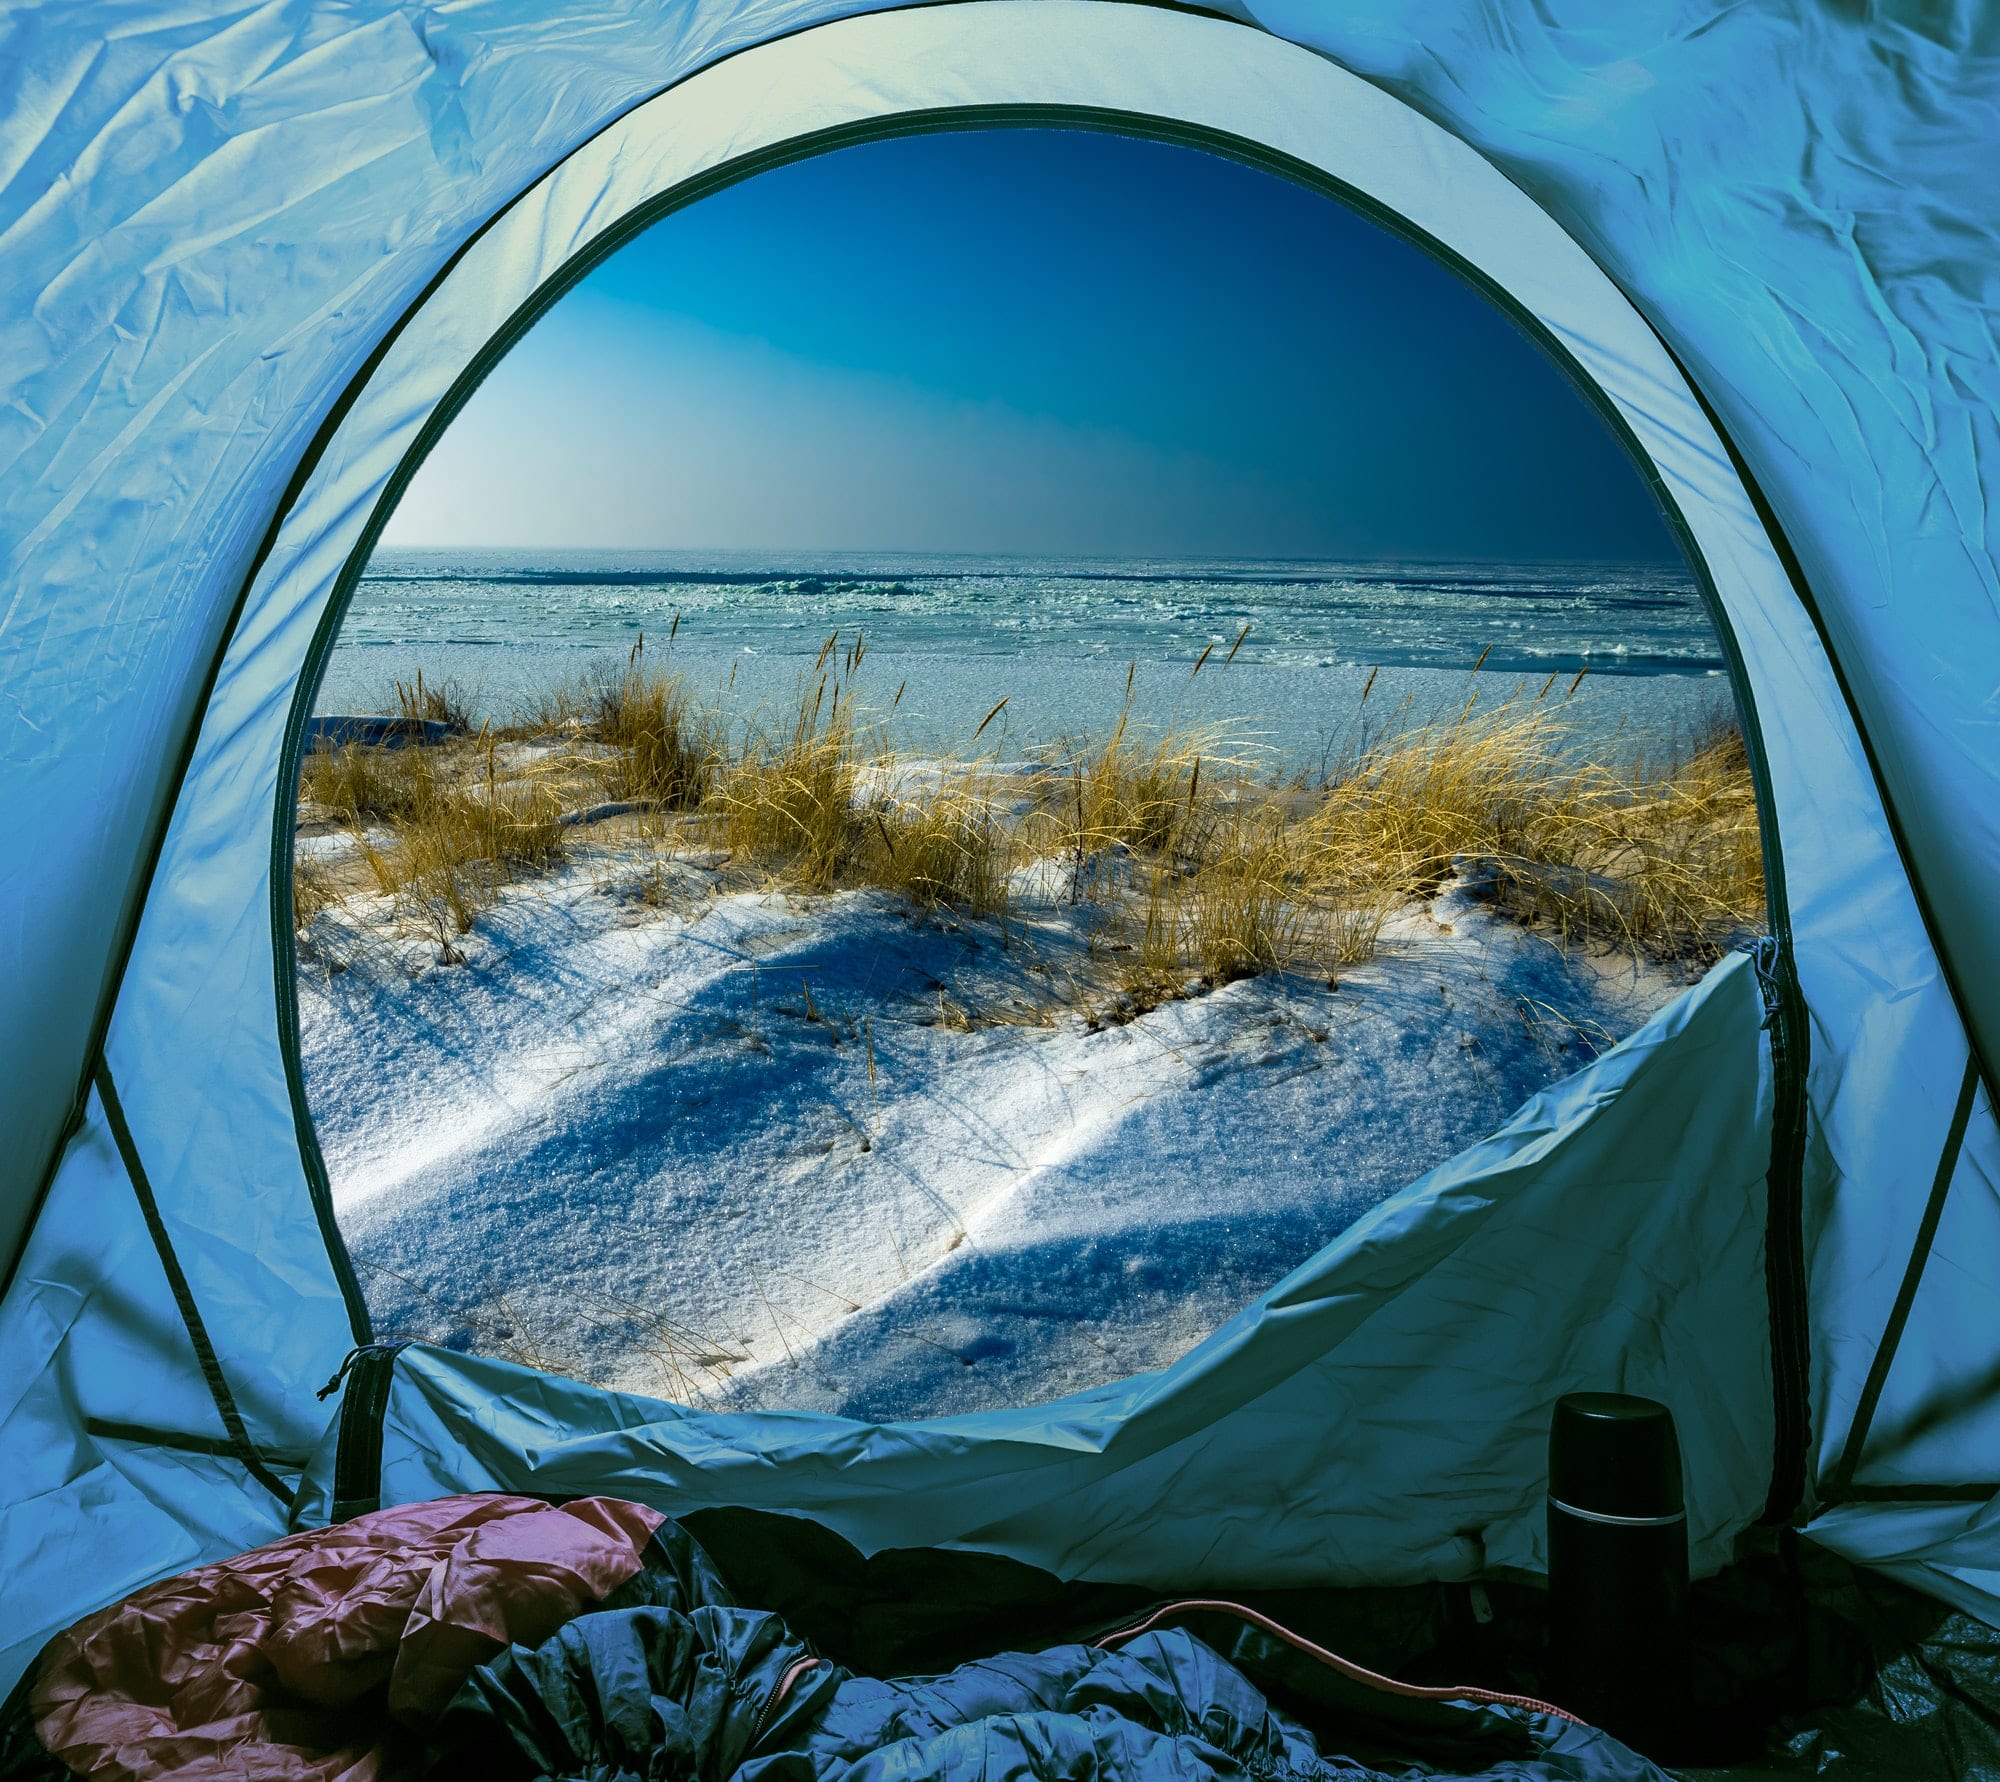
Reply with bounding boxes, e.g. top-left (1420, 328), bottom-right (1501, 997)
top-left (317, 550), bottom-right (1738, 766)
